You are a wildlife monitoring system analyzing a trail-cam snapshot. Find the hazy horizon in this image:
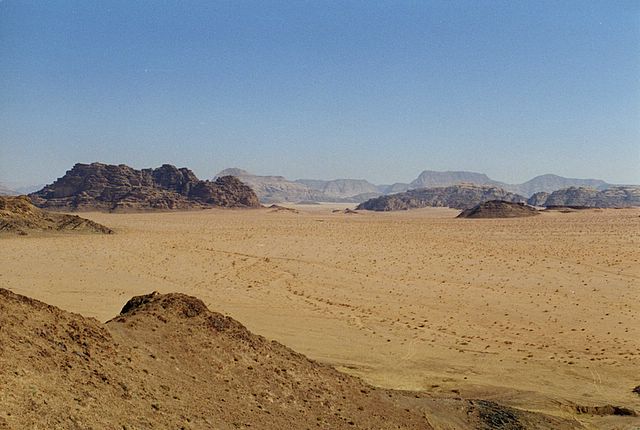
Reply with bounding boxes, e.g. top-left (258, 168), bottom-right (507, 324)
top-left (2, 1), bottom-right (639, 187)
